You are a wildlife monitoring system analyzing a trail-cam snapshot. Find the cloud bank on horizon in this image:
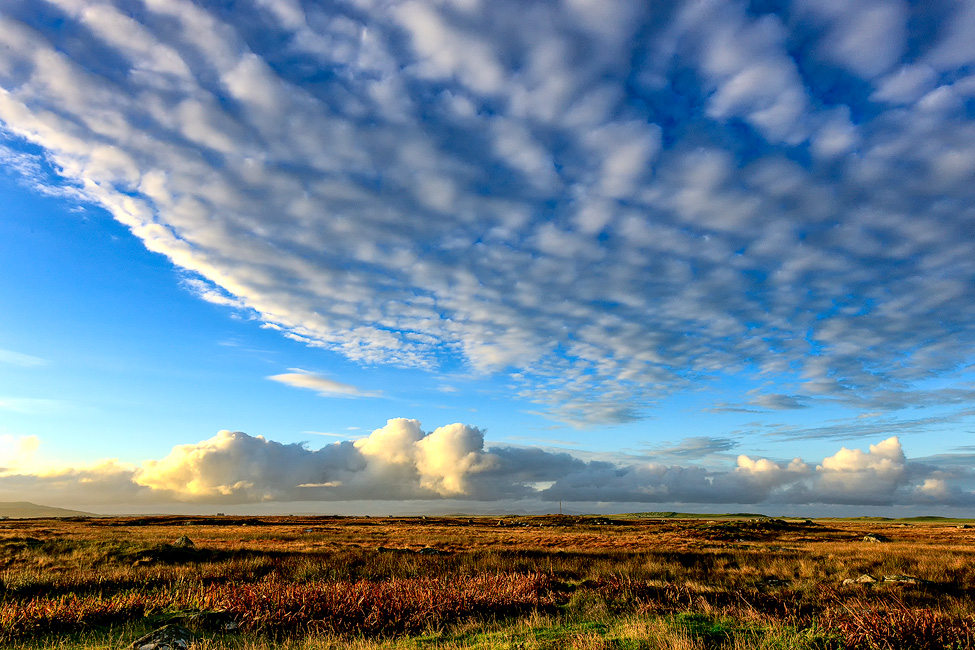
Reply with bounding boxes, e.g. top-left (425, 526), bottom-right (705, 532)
top-left (1, 421), bottom-right (973, 509)
top-left (2, 0), bottom-right (975, 426)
